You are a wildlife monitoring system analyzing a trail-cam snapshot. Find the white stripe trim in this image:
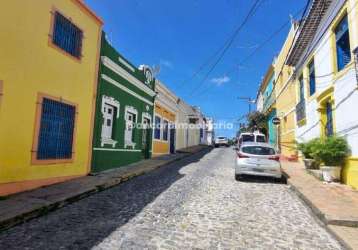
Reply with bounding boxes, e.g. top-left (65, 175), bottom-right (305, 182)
top-left (93, 147), bottom-right (142, 152)
top-left (101, 74), bottom-right (153, 106)
top-left (102, 56), bottom-right (156, 97)
top-left (118, 57), bottom-right (135, 72)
